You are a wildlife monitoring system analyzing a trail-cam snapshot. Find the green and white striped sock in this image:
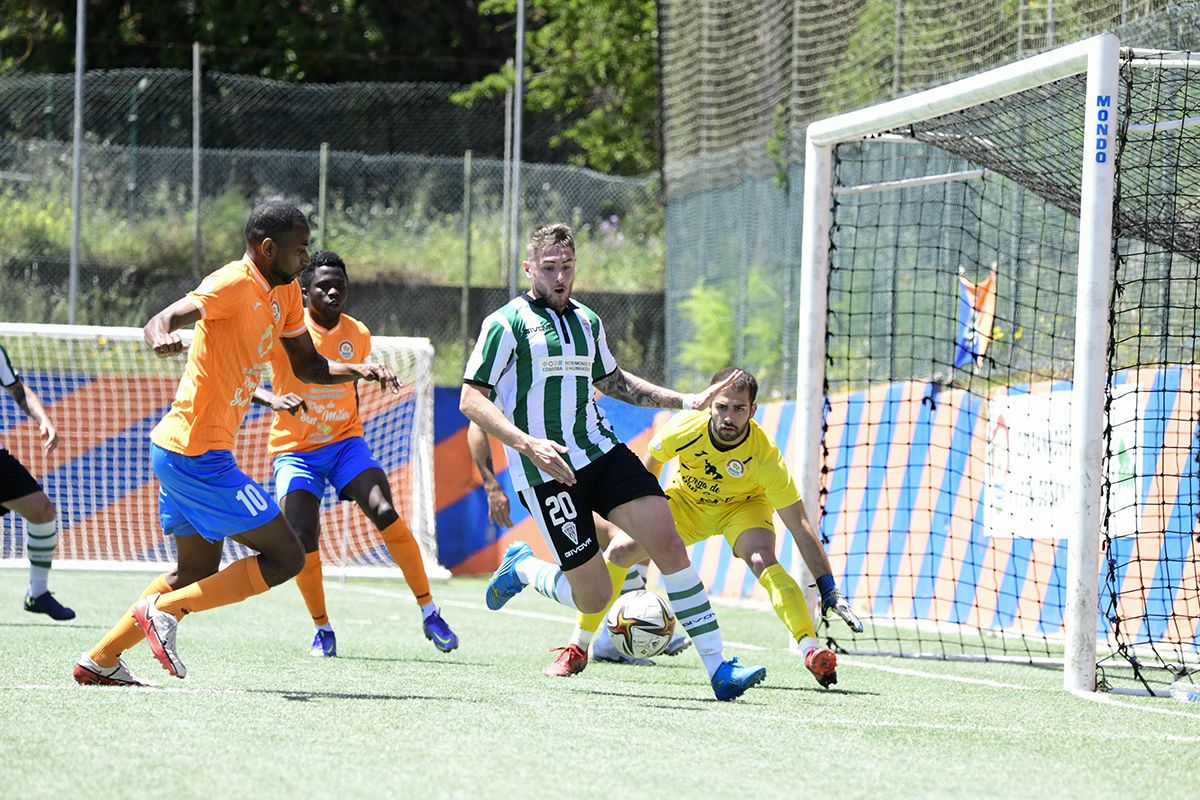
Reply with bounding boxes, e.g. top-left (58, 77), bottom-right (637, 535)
top-left (661, 566), bottom-right (725, 678)
top-left (515, 556), bottom-right (577, 610)
top-left (621, 563), bottom-right (648, 593)
top-left (26, 518), bottom-right (58, 597)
